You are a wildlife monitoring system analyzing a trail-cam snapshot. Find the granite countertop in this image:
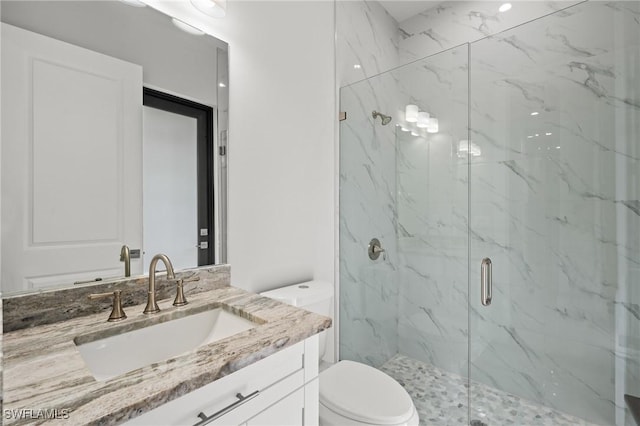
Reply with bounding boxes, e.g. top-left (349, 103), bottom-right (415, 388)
top-left (2, 286), bottom-right (332, 426)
